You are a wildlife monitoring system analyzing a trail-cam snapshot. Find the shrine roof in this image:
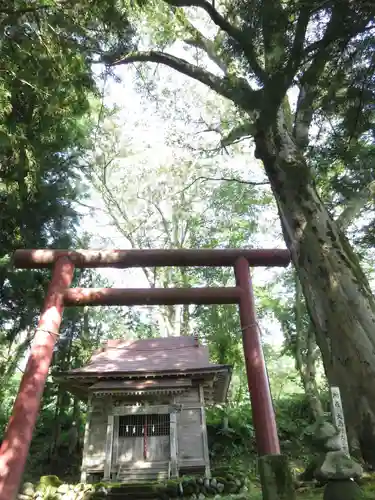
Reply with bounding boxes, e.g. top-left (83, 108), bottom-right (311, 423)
top-left (54, 336), bottom-right (232, 404)
top-left (61, 336), bottom-right (228, 375)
